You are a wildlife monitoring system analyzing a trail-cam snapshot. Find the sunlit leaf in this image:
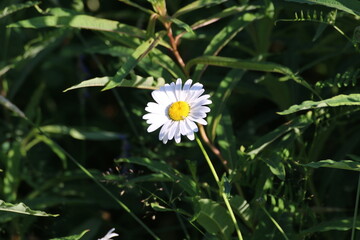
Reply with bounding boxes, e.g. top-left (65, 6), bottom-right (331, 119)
top-left (278, 94), bottom-right (360, 115)
top-left (103, 36), bottom-right (162, 90)
top-left (300, 217), bottom-right (360, 234)
top-left (0, 95), bottom-right (26, 119)
top-left (50, 230), bottom-right (89, 240)
top-left (64, 76), bottom-right (165, 92)
top-left (302, 159), bottom-right (360, 171)
top-left (0, 200), bottom-right (58, 217)
top-left (0, 1), bottom-right (40, 19)
top-left (8, 14), bottom-right (146, 37)
top-left (286, 0), bottom-right (360, 16)
top-left (173, 0), bottom-right (227, 18)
